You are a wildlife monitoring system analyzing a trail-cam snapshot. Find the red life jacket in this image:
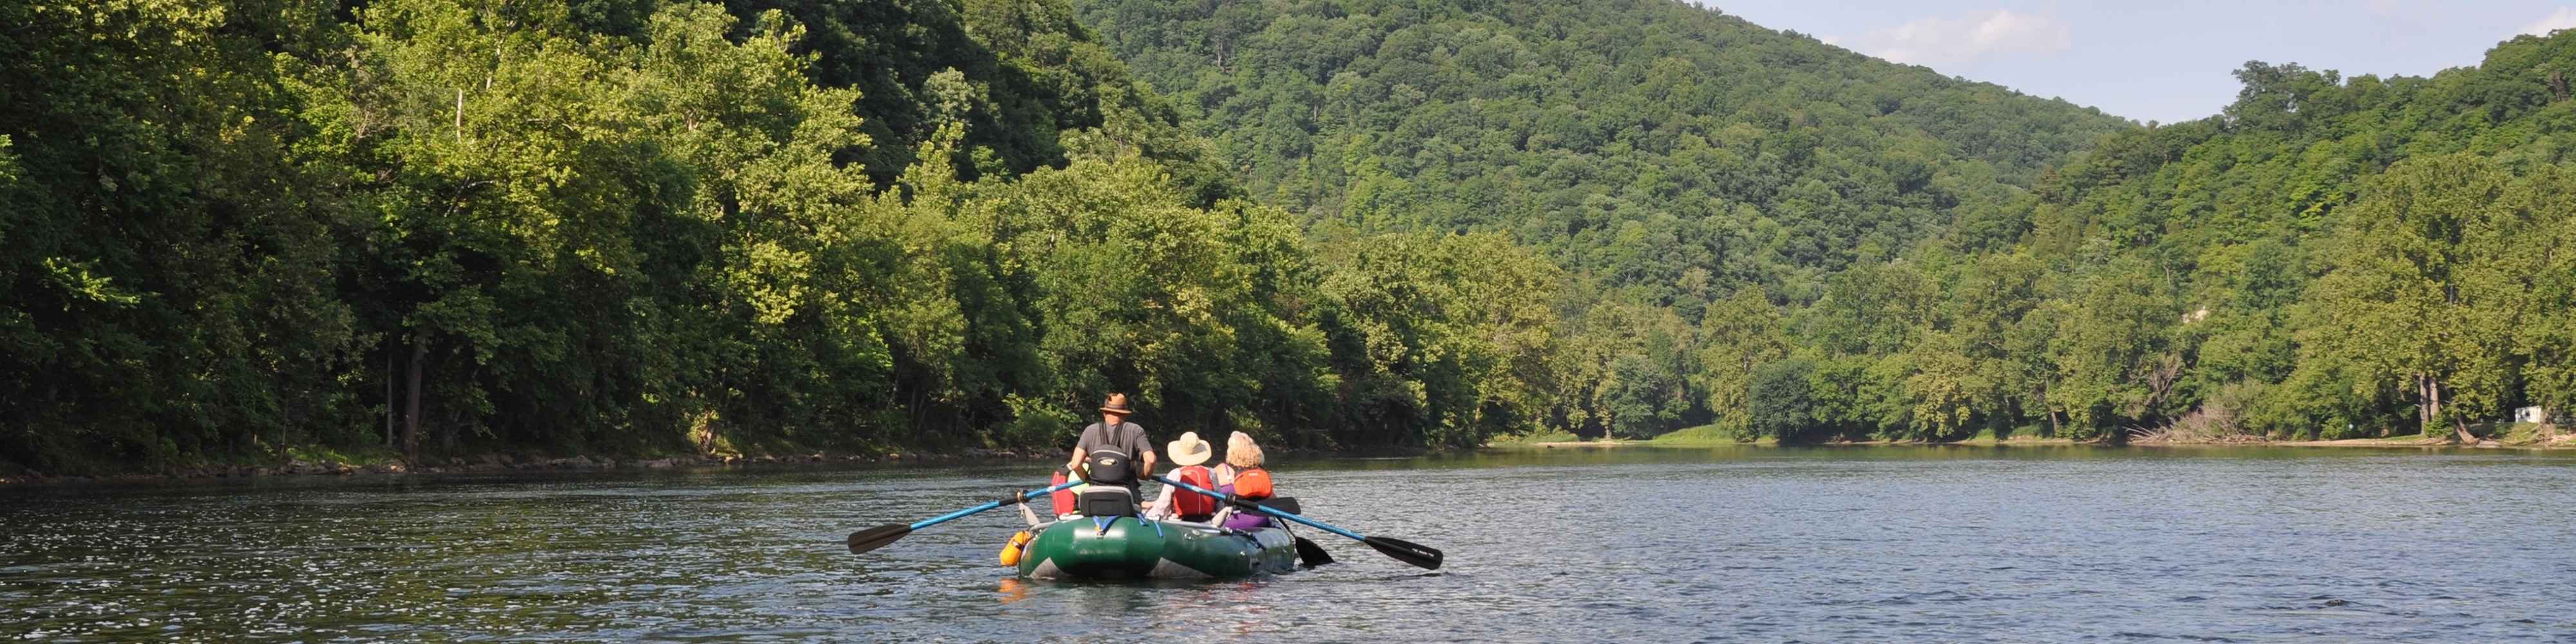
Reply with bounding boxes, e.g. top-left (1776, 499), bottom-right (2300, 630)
top-left (1171, 465), bottom-right (1217, 517)
top-left (1049, 468), bottom-right (1077, 515)
top-left (1232, 468), bottom-right (1274, 500)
